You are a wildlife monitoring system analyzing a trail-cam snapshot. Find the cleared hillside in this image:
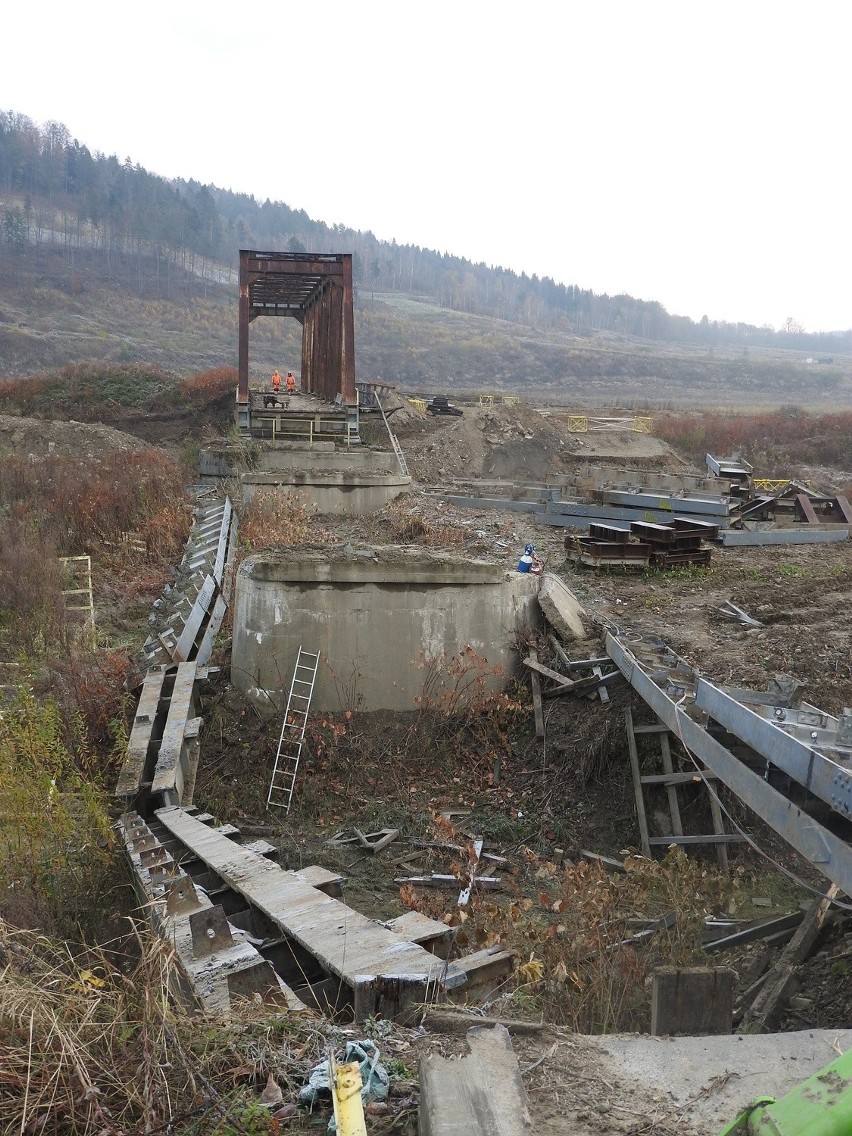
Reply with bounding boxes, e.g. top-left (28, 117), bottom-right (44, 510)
top-left (2, 245), bottom-right (852, 406)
